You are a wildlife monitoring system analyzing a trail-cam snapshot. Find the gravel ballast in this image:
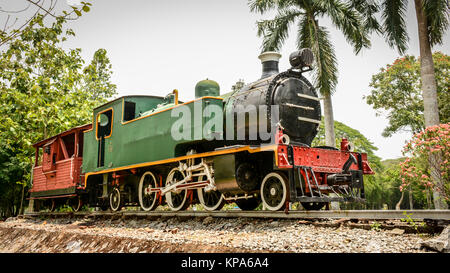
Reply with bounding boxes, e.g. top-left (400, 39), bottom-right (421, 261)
top-left (0, 217), bottom-right (437, 253)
